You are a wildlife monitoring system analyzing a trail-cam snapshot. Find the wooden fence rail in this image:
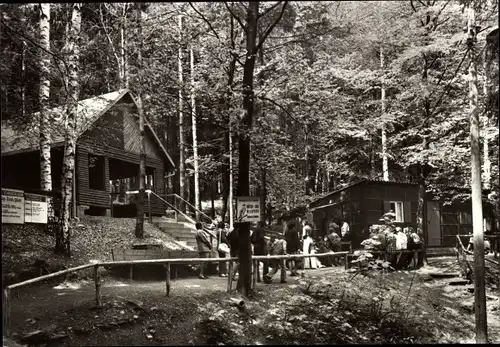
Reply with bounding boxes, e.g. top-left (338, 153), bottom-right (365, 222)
top-left (3, 251), bottom-right (349, 337)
